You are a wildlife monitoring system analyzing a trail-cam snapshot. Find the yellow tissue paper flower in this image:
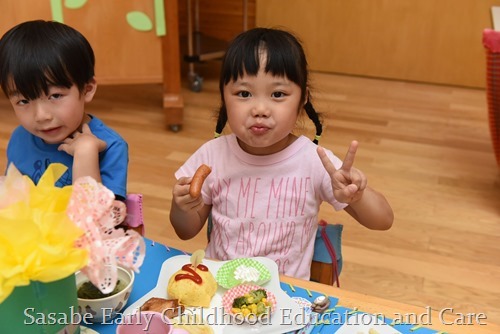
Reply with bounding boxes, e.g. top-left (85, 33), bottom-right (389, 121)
top-left (0, 164), bottom-right (88, 303)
